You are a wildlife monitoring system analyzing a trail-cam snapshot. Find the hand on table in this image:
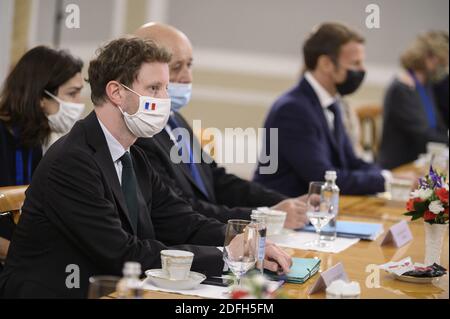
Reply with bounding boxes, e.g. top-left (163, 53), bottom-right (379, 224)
top-left (271, 197), bottom-right (309, 230)
top-left (263, 240), bottom-right (292, 274)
